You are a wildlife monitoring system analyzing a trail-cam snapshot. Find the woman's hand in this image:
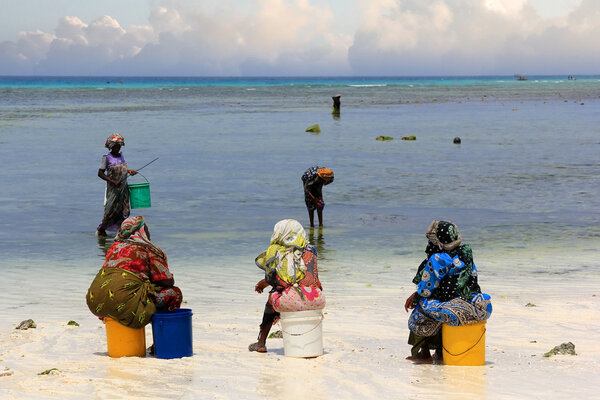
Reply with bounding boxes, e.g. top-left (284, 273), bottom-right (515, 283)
top-left (128, 170), bottom-right (138, 176)
top-left (405, 291), bottom-right (418, 312)
top-left (154, 278), bottom-right (174, 288)
top-left (255, 279), bottom-right (269, 294)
